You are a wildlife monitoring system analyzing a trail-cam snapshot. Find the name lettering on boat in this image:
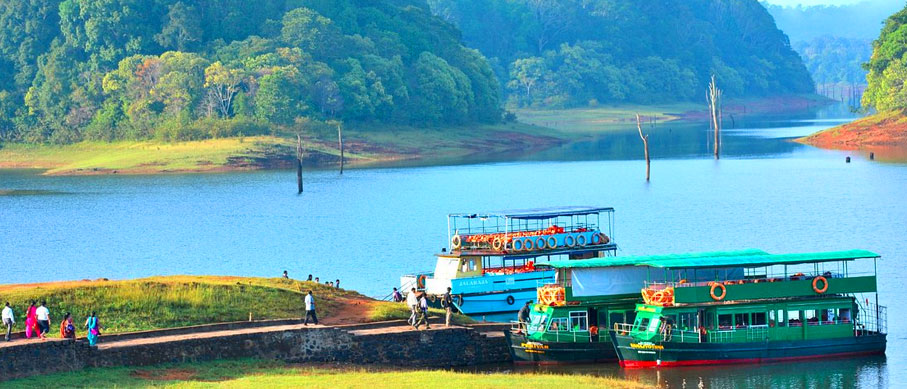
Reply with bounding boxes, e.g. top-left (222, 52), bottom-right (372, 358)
top-left (505, 277), bottom-right (515, 285)
top-left (521, 342), bottom-right (550, 354)
top-left (638, 306), bottom-right (657, 313)
top-left (630, 342), bottom-right (664, 350)
top-left (459, 279), bottom-right (490, 287)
